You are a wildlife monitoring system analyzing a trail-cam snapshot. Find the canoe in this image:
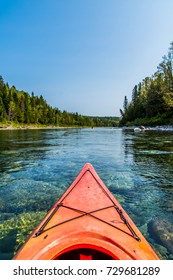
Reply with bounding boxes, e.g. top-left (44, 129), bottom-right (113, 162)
top-left (13, 163), bottom-right (159, 260)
